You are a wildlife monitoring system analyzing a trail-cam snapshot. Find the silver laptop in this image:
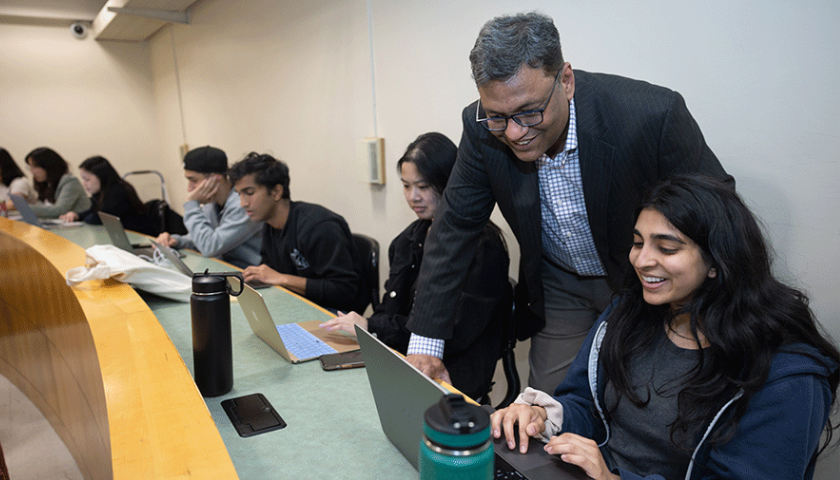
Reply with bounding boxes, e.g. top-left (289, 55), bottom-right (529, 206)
top-left (153, 242), bottom-right (270, 289)
top-left (150, 239), bottom-right (191, 275)
top-left (236, 282), bottom-right (359, 363)
top-left (98, 211), bottom-right (155, 257)
top-left (355, 326), bottom-right (587, 479)
top-left (8, 194), bottom-right (83, 229)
